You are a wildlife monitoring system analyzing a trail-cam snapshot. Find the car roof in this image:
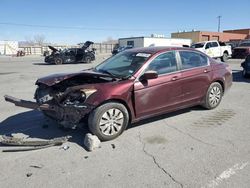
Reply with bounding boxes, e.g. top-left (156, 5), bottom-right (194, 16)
top-left (125, 46), bottom-right (195, 54)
